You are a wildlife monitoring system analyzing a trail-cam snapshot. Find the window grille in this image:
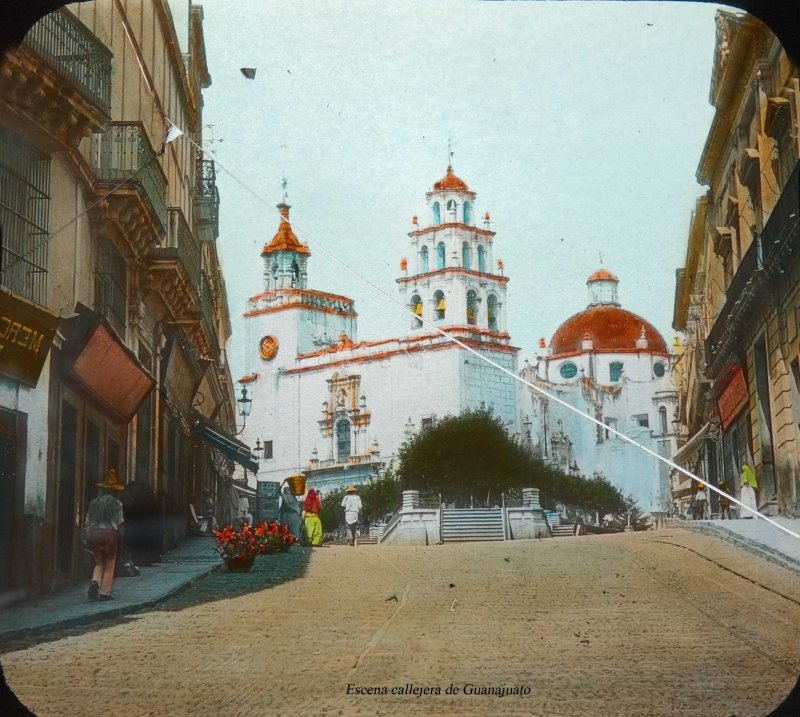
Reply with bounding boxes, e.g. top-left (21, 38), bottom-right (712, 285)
top-left (0, 128), bottom-right (50, 306)
top-left (94, 240), bottom-right (127, 336)
top-left (609, 361), bottom-right (623, 382)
